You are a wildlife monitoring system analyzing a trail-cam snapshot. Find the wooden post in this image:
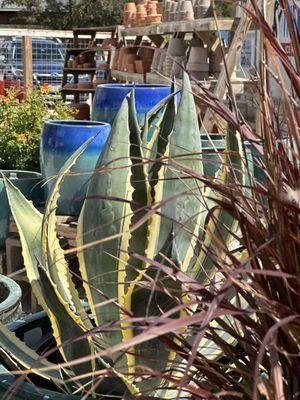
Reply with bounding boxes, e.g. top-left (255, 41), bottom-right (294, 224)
top-left (201, 1), bottom-right (252, 133)
top-left (22, 36), bottom-right (33, 91)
